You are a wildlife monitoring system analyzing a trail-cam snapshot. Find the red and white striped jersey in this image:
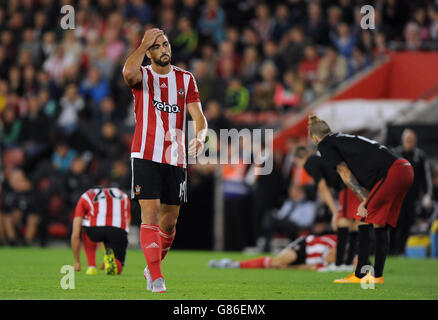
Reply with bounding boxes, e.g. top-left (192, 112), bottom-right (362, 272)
top-left (130, 65), bottom-right (200, 168)
top-left (74, 187), bottom-right (131, 232)
top-left (305, 234), bottom-right (337, 269)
